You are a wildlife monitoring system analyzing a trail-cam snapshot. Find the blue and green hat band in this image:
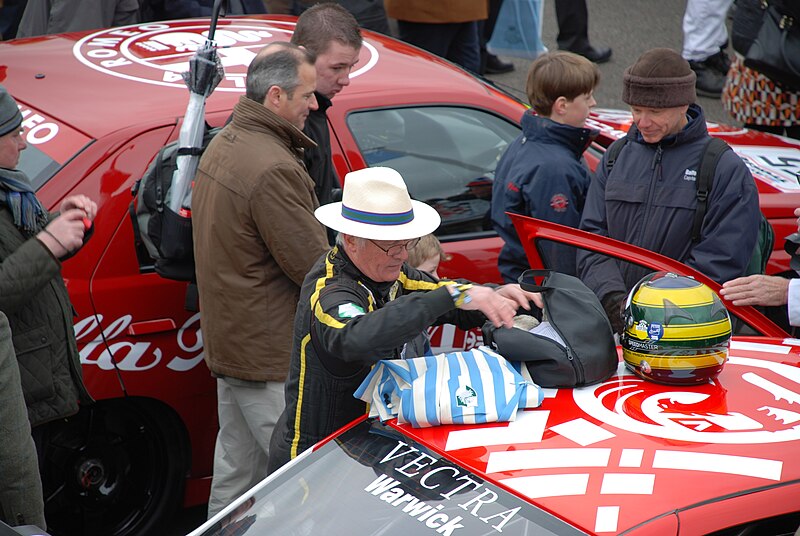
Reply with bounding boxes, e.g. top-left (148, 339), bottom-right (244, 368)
top-left (341, 204), bottom-right (414, 226)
